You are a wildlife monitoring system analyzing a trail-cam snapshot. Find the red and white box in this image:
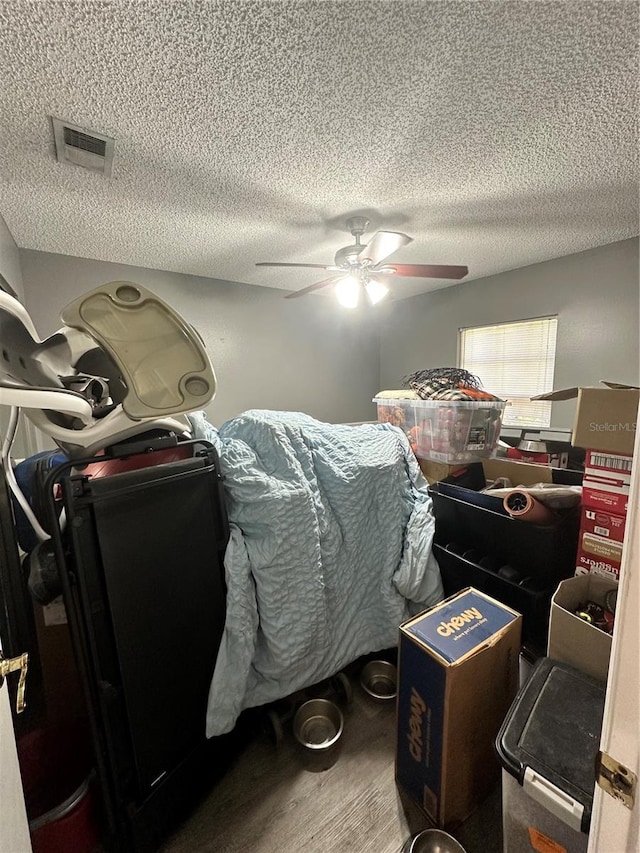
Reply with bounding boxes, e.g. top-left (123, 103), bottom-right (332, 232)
top-left (575, 547), bottom-right (621, 580)
top-left (576, 524), bottom-right (625, 581)
top-left (585, 450), bottom-right (633, 475)
top-left (582, 485), bottom-right (629, 515)
top-left (505, 447), bottom-right (569, 468)
top-left (580, 507), bottom-right (627, 543)
top-left (582, 450), bottom-right (632, 515)
top-left (576, 450), bottom-right (632, 579)
top-left (580, 531), bottom-right (623, 564)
